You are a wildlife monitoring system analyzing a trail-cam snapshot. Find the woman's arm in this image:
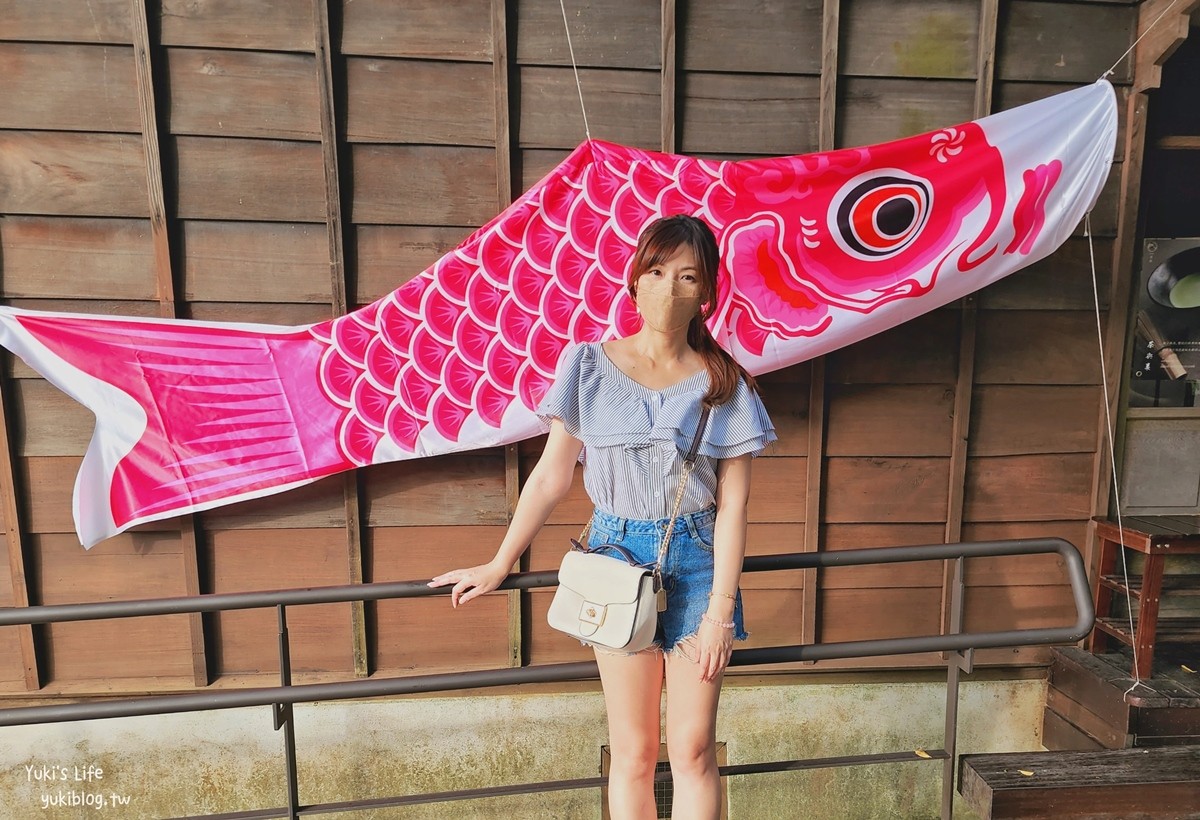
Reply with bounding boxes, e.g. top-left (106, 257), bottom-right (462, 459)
top-left (694, 453), bottom-right (752, 682)
top-left (428, 419), bottom-right (583, 607)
